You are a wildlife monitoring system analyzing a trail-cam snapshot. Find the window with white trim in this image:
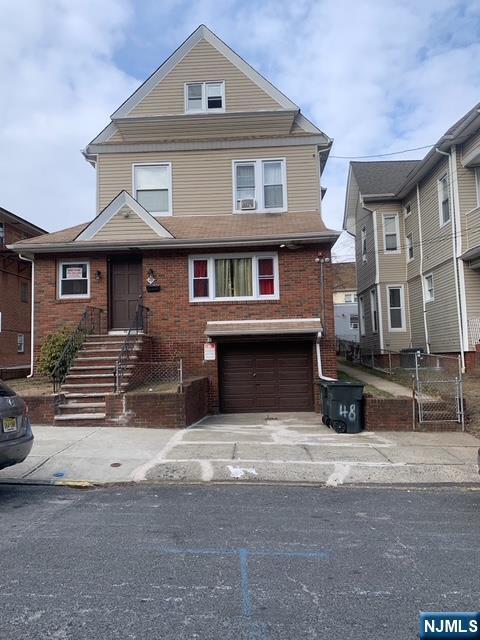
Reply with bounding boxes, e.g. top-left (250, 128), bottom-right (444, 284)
top-left (407, 234), bottom-right (414, 261)
top-left (361, 227), bottom-right (367, 261)
top-left (475, 168), bottom-right (480, 206)
top-left (370, 287), bottom-right (378, 333)
top-left (233, 159), bottom-right (286, 212)
top-left (387, 286), bottom-right (405, 330)
top-left (185, 81), bottom-right (225, 113)
top-left (424, 274), bottom-right (434, 302)
top-left (438, 174), bottom-right (450, 225)
top-left (383, 214), bottom-right (400, 252)
top-left (189, 254), bottom-right (279, 302)
top-left (133, 164), bottom-right (171, 215)
top-left (359, 296), bottom-right (366, 336)
top-left (349, 314), bottom-right (359, 330)
top-left (17, 334), bottom-right (25, 353)
top-left (59, 261), bottom-right (90, 299)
